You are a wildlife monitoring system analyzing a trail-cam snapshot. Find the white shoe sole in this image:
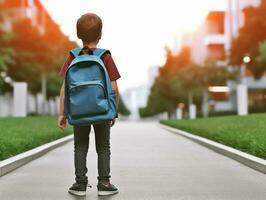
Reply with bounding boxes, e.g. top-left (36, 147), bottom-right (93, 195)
top-left (98, 190), bottom-right (119, 196)
top-left (68, 189), bottom-right (86, 196)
